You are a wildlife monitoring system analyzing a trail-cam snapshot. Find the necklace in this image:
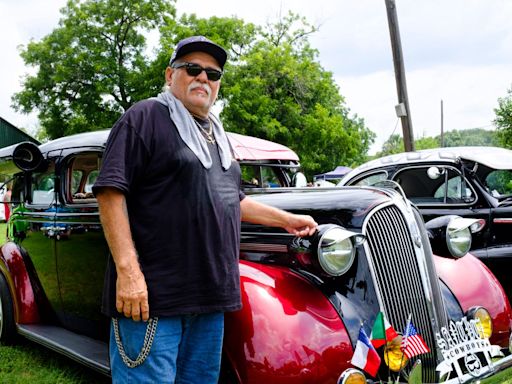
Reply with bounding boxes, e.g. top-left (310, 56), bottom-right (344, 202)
top-left (195, 117), bottom-right (215, 144)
